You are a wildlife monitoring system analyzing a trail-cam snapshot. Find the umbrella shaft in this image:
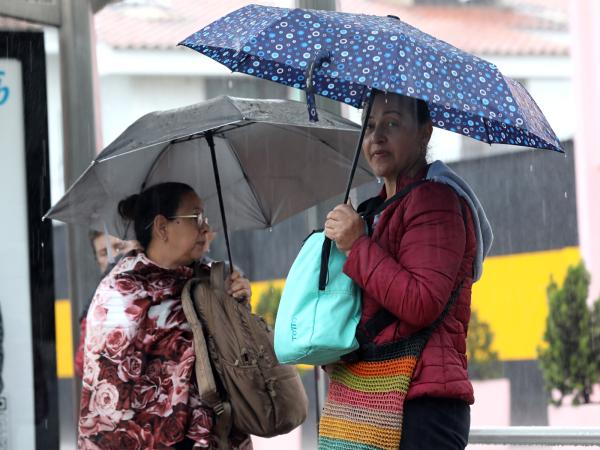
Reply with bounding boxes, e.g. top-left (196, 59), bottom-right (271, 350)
top-left (343, 93), bottom-right (374, 203)
top-left (320, 93), bottom-right (375, 294)
top-left (206, 132), bottom-right (234, 275)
